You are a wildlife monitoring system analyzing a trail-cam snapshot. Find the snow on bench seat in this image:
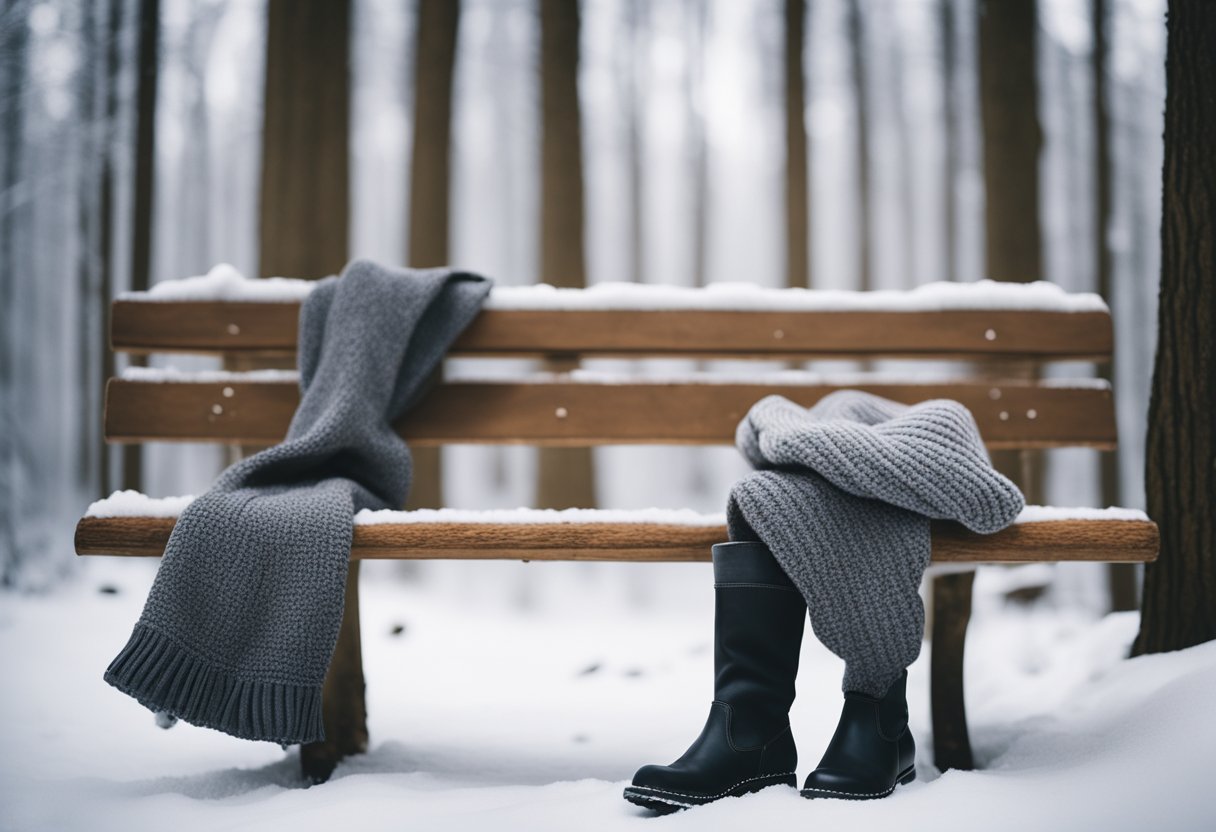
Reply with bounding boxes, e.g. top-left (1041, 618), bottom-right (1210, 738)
top-left (77, 492), bottom-right (1157, 565)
